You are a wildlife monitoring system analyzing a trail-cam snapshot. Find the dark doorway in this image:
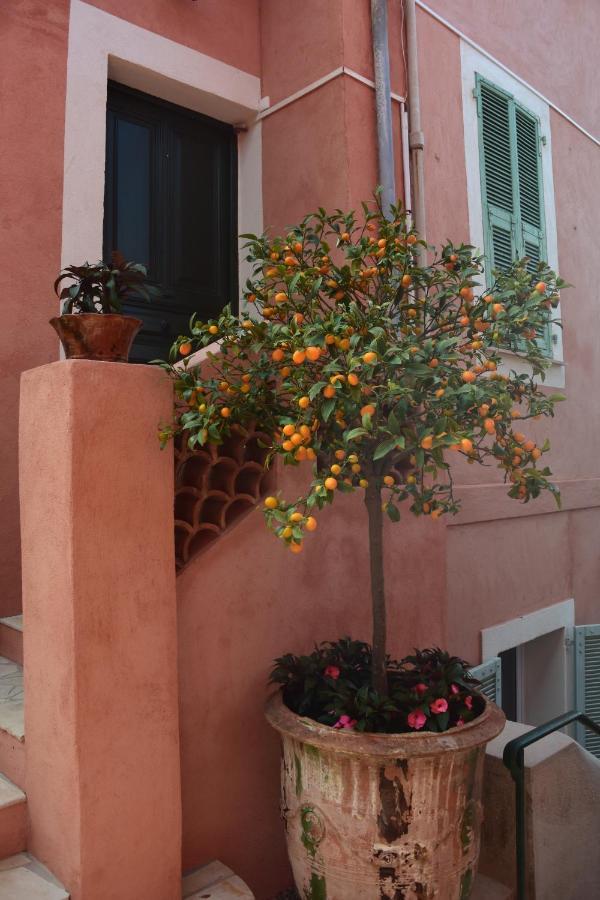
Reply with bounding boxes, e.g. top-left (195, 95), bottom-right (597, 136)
top-left (499, 646), bottom-right (518, 721)
top-left (104, 81), bottom-right (238, 362)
